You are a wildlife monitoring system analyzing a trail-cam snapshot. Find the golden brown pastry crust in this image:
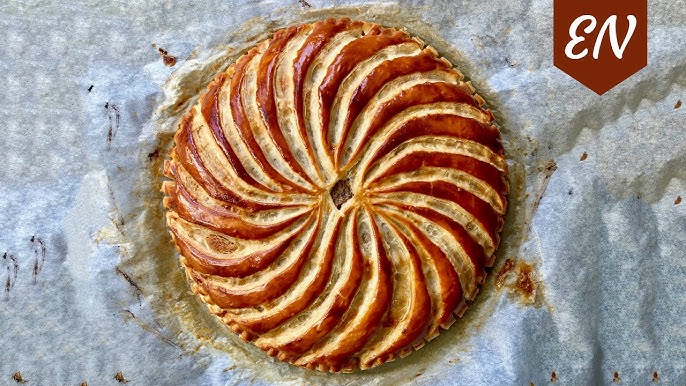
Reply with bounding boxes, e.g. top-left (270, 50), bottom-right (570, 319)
top-left (163, 17), bottom-right (508, 372)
